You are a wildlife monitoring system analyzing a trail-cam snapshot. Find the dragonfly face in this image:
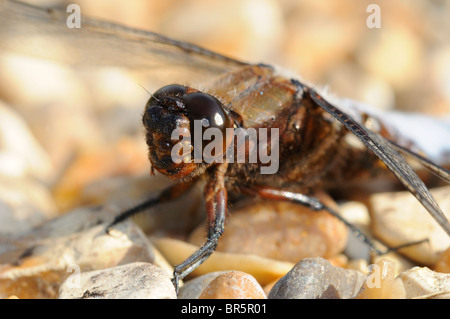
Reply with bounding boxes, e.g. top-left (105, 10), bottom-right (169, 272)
top-left (143, 84), bottom-right (233, 181)
top-left (1, 0), bottom-right (449, 292)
